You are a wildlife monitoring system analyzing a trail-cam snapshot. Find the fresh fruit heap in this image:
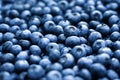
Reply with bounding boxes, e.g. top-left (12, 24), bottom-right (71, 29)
top-left (0, 0), bottom-right (120, 80)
